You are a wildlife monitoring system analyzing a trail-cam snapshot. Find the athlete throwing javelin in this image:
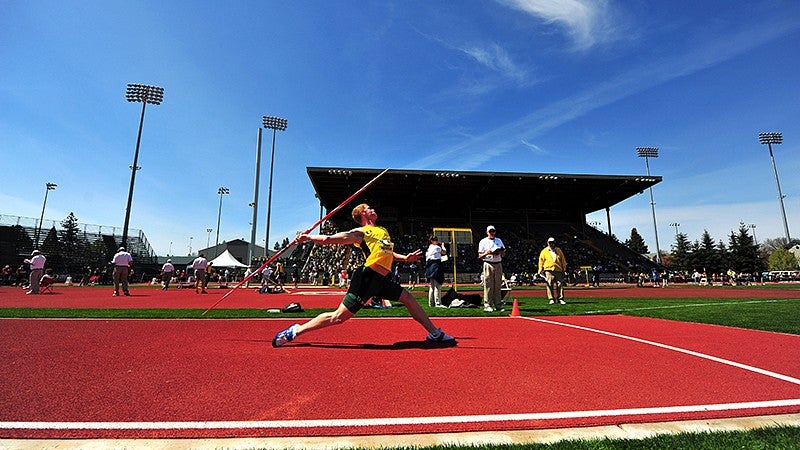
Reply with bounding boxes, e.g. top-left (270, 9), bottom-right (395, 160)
top-left (272, 203), bottom-right (456, 347)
